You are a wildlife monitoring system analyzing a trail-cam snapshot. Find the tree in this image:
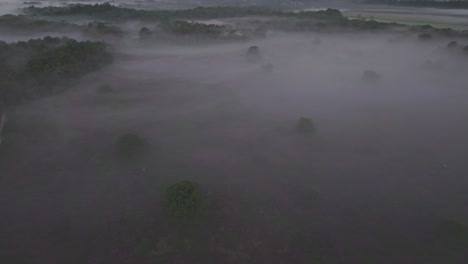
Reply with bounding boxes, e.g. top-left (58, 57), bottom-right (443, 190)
top-left (296, 117), bottom-right (316, 135)
top-left (362, 70), bottom-right (381, 82)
